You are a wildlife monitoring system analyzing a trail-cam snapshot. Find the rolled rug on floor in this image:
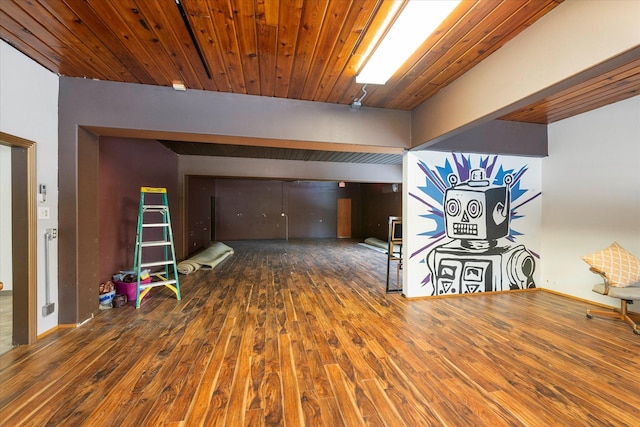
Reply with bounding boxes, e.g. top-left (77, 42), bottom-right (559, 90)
top-left (177, 242), bottom-right (234, 275)
top-left (177, 260), bottom-right (202, 275)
